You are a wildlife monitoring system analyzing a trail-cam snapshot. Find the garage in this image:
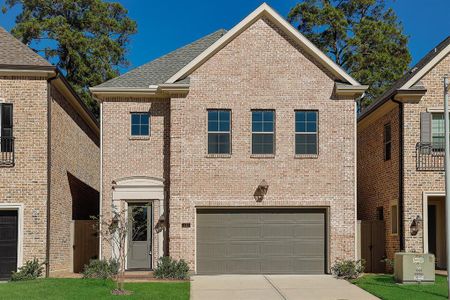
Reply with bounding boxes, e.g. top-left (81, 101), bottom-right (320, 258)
top-left (0, 210), bottom-right (18, 280)
top-left (196, 208), bottom-right (327, 274)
